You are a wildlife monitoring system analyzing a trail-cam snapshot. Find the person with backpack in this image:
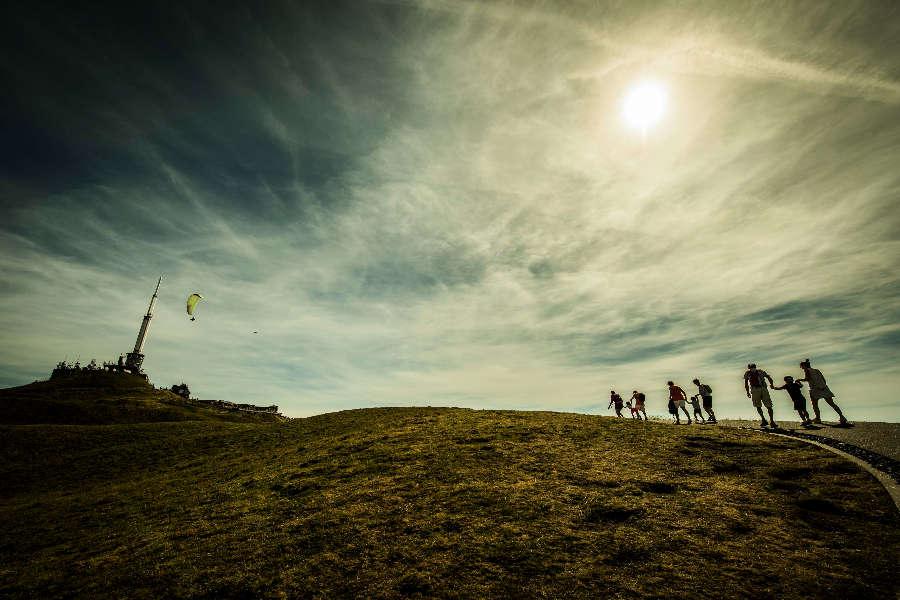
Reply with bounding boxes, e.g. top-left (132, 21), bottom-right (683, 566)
top-left (668, 381), bottom-right (692, 424)
top-left (608, 391), bottom-right (625, 418)
top-left (771, 375), bottom-right (812, 426)
top-left (631, 390), bottom-right (648, 421)
top-left (692, 378), bottom-right (717, 423)
top-left (796, 359), bottom-right (847, 425)
top-left (743, 363), bottom-right (776, 428)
